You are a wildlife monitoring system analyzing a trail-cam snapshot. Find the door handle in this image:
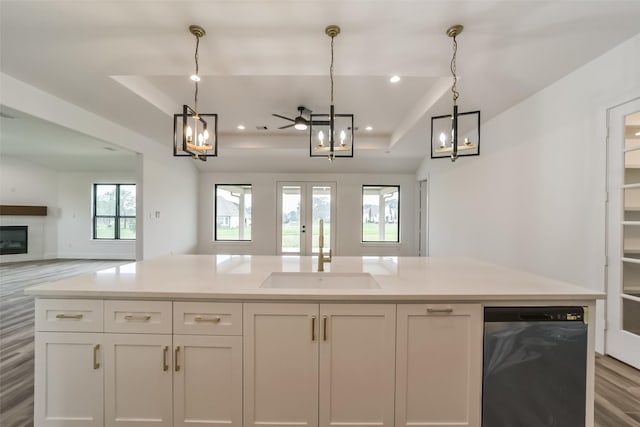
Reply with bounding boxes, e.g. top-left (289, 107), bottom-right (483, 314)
top-left (93, 344), bottom-right (100, 369)
top-left (427, 307), bottom-right (453, 314)
top-left (56, 313), bottom-right (83, 320)
top-left (163, 346), bottom-right (169, 371)
top-left (323, 316), bottom-right (328, 341)
top-left (311, 316), bottom-right (316, 341)
top-left (175, 346), bottom-right (181, 372)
